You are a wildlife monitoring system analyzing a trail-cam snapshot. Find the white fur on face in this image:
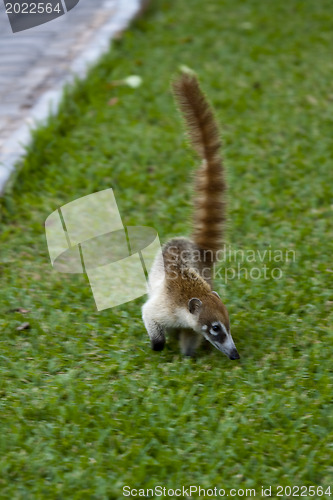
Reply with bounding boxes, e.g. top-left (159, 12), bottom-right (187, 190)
top-left (221, 323), bottom-right (228, 335)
